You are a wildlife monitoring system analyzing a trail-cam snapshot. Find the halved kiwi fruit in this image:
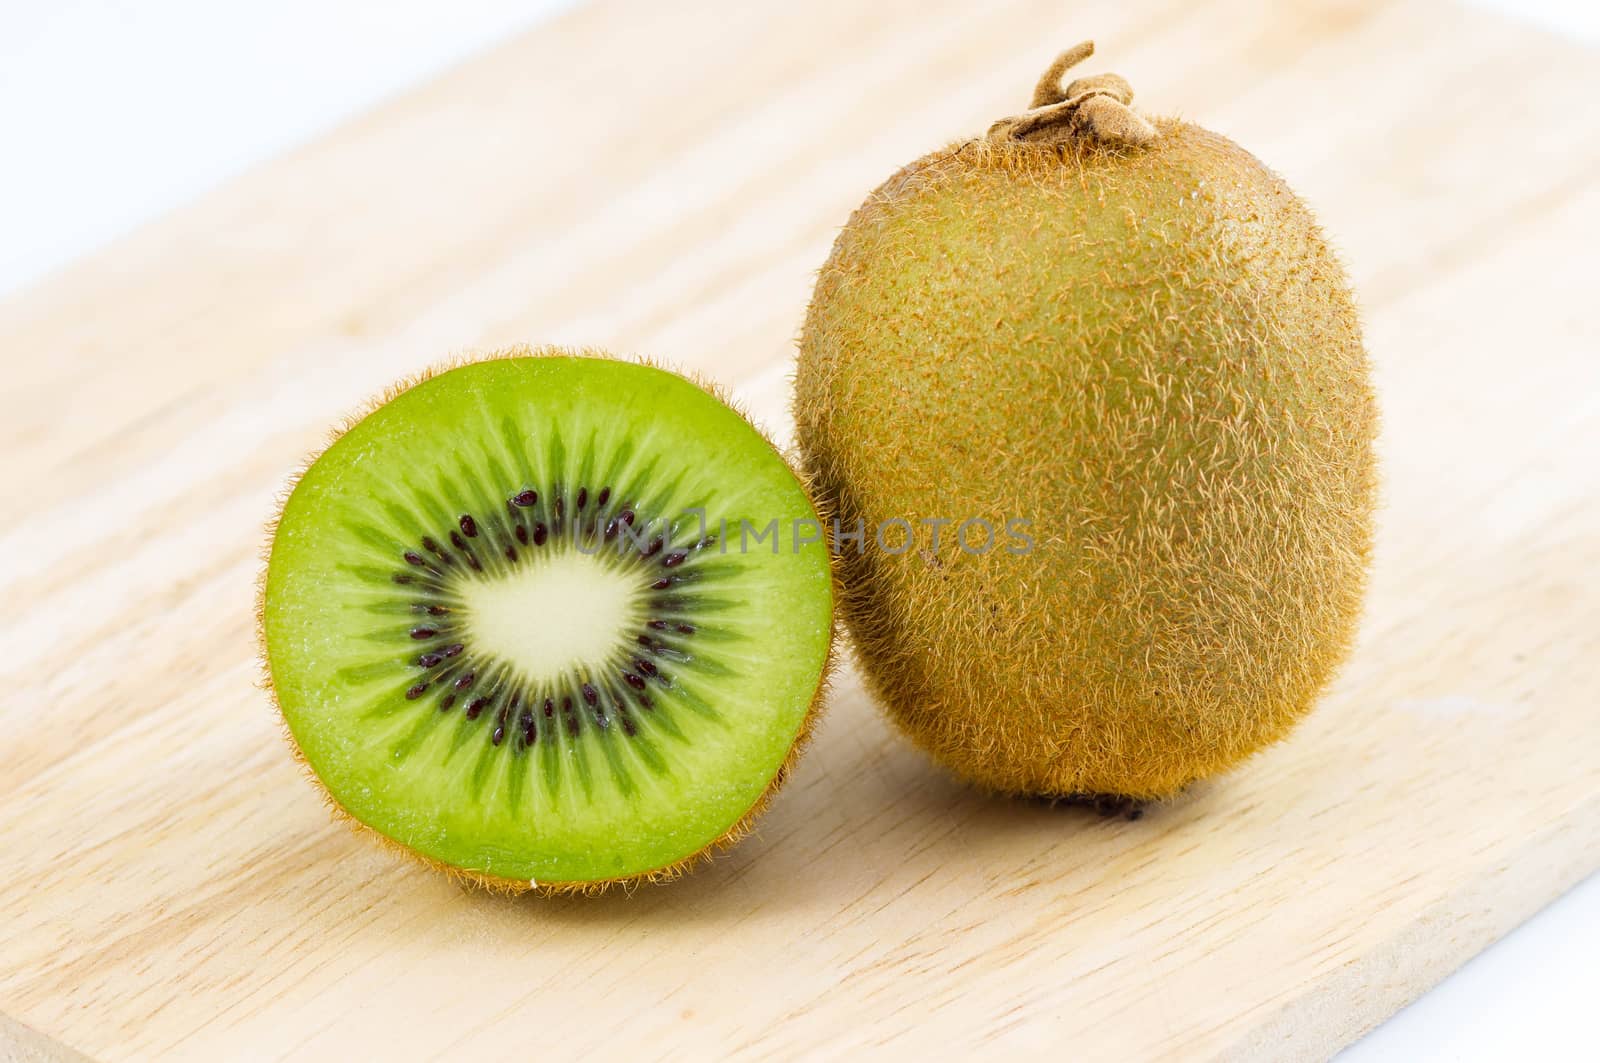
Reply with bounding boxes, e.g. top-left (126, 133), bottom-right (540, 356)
top-left (260, 349), bottom-right (834, 891)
